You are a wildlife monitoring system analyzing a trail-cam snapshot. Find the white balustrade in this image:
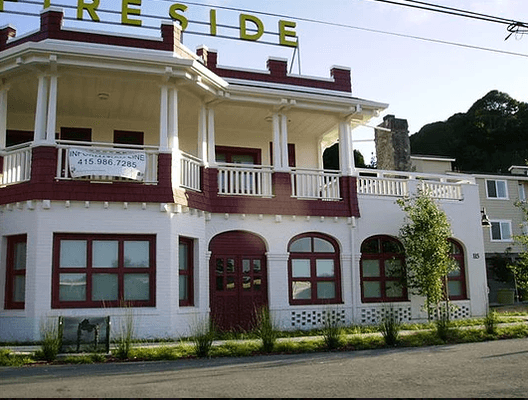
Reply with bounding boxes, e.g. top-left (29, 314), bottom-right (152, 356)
top-left (355, 168), bottom-right (472, 200)
top-left (217, 163), bottom-right (273, 197)
top-left (1, 143), bottom-right (32, 186)
top-left (56, 141), bottom-right (158, 184)
top-left (180, 152), bottom-right (202, 192)
top-left (291, 168), bottom-right (341, 200)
